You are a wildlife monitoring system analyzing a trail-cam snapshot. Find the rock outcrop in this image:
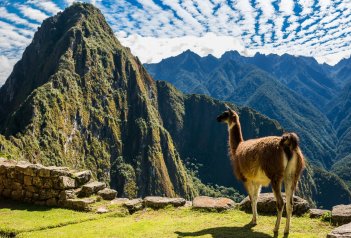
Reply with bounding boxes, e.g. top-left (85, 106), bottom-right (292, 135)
top-left (309, 208), bottom-right (330, 219)
top-left (192, 196), bottom-right (237, 211)
top-left (332, 205), bottom-right (351, 226)
top-left (327, 222), bottom-right (351, 238)
top-left (239, 193), bottom-right (310, 216)
top-left (98, 188), bottom-right (117, 200)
